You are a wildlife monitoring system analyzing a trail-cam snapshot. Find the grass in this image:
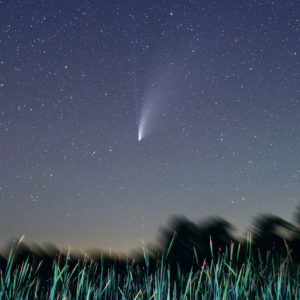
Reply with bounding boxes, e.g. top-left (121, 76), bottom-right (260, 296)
top-left (0, 234), bottom-right (300, 299)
